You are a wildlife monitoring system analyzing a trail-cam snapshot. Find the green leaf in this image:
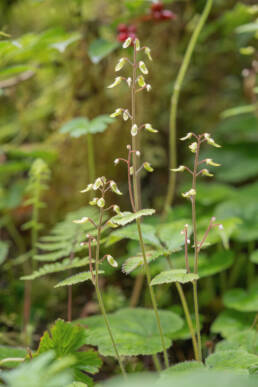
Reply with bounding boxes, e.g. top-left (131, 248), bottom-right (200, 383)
top-left (50, 34), bottom-right (81, 53)
top-left (0, 346), bottom-right (27, 368)
top-left (122, 250), bottom-right (166, 275)
top-left (151, 270), bottom-right (199, 286)
top-left (88, 39), bottom-right (118, 64)
top-left (221, 105), bottom-right (256, 119)
top-left (197, 251), bottom-right (234, 278)
top-left (0, 65), bottom-right (33, 81)
top-left (67, 383), bottom-right (88, 387)
top-left (77, 308), bottom-right (183, 356)
top-left (161, 361), bottom-right (205, 378)
top-left (216, 330), bottom-right (258, 355)
top-left (206, 349), bottom-right (258, 372)
top-left (1, 352), bottom-right (74, 387)
top-left (211, 309), bottom-right (255, 338)
top-left (195, 183), bottom-right (236, 206)
top-left (223, 285), bottom-right (258, 312)
top-left (21, 257), bottom-right (89, 280)
top-left (60, 118), bottom-right (90, 138)
top-left (55, 271), bottom-right (104, 288)
top-left (0, 241), bottom-right (9, 265)
top-left (88, 115), bottom-right (114, 134)
top-left (107, 223), bottom-right (161, 248)
top-left (111, 209), bottom-right (155, 226)
top-left (158, 220), bottom-right (192, 252)
top-left (236, 22), bottom-right (258, 34)
top-left (250, 250), bottom-right (258, 264)
top-left (36, 320), bottom-right (101, 383)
